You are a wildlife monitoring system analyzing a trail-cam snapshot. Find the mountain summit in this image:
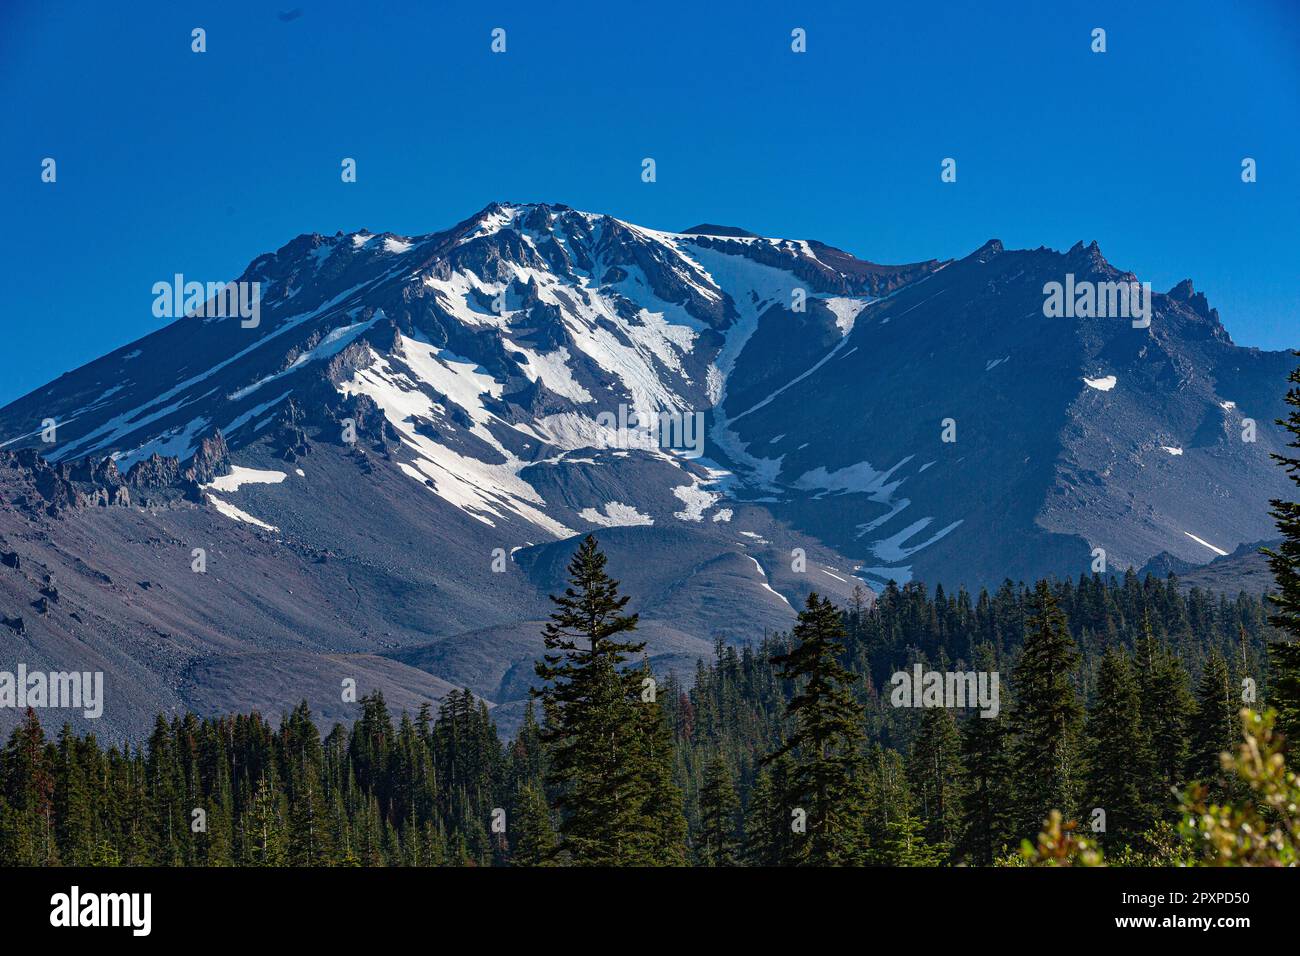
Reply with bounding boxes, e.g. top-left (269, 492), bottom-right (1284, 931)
top-left (0, 201), bottom-right (1291, 736)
